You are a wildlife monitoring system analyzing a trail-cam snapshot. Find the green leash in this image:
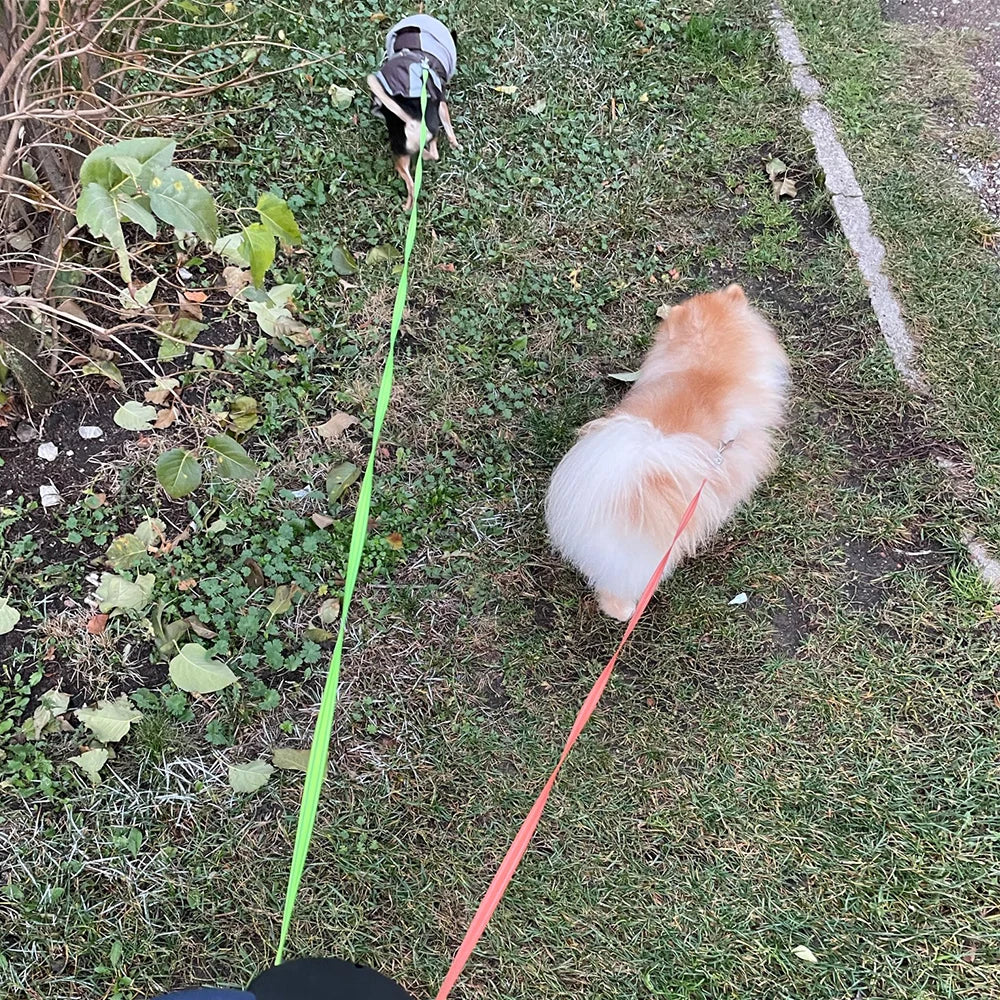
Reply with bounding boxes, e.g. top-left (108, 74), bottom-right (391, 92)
top-left (275, 71), bottom-right (430, 965)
